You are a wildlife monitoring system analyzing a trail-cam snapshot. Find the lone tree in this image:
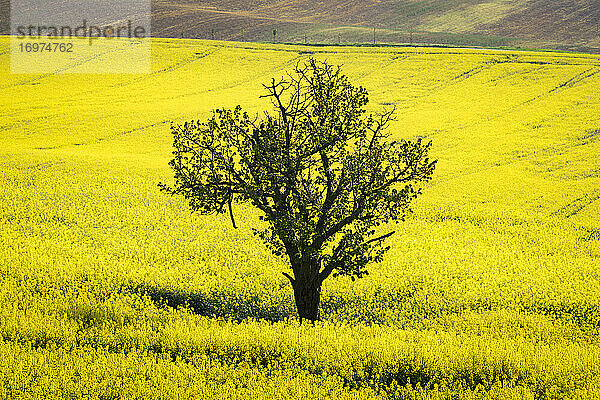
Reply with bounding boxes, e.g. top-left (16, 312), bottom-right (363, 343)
top-left (160, 59), bottom-right (436, 322)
